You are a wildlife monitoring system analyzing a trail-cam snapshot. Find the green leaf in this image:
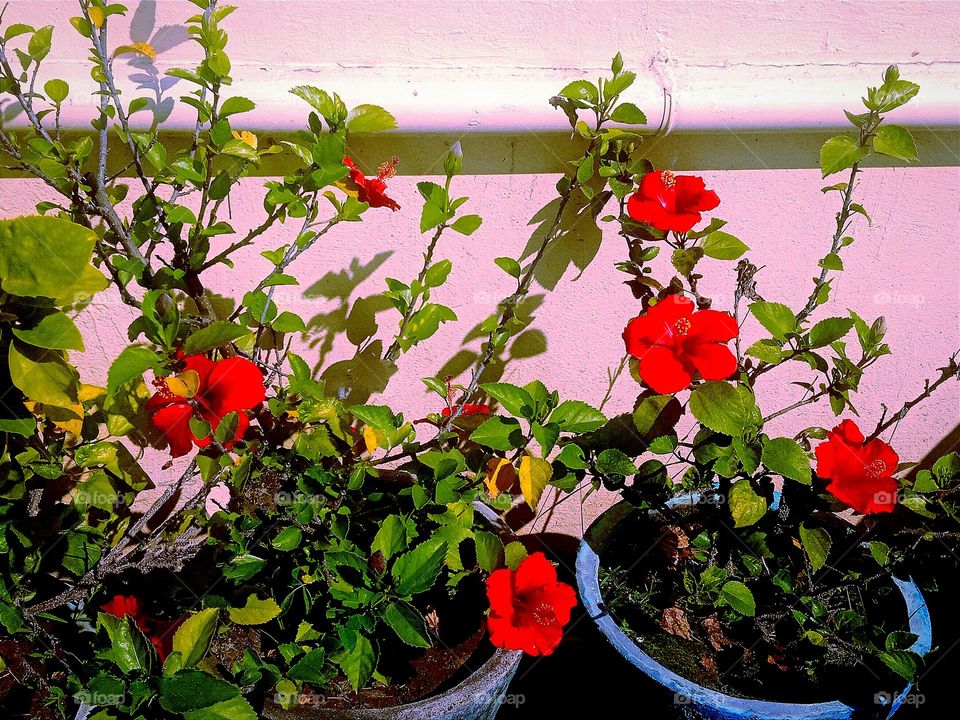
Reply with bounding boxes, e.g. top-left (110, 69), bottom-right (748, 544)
top-left (702, 231), bottom-right (748, 260)
top-left (392, 539), bottom-right (446, 596)
top-left (271, 526), bottom-right (302, 551)
top-left (558, 79), bottom-right (599, 104)
top-left (44, 78), bottom-right (69, 103)
top-left (504, 541), bottom-right (527, 570)
top-left (8, 341), bottom-right (78, 406)
top-left (469, 416), bottom-right (522, 451)
top-left (28, 26), bottom-right (53, 61)
top-left (818, 252), bottom-right (844, 271)
top-left (288, 648), bottom-right (327, 682)
top-left (424, 259), bottom-right (453, 287)
top-left (371, 514), bottom-right (408, 561)
top-left (474, 531), bottom-right (505, 572)
top-left (799, 523), bottom-right (831, 572)
top-left (333, 633), bottom-right (375, 690)
top-left (219, 96), bottom-right (255, 117)
top-left (595, 448), bottom-right (638, 476)
top-left (107, 346), bottom-right (164, 395)
top-left (729, 480), bottom-right (768, 528)
top-left (689, 382), bottom-right (747, 437)
top-left (873, 124), bottom-right (918, 161)
top-left (272, 311), bottom-right (307, 333)
top-left (172, 608), bottom-right (219, 669)
top-left (494, 257), bottom-right (521, 278)
top-left (158, 671), bottom-right (241, 713)
top-left (819, 135), bottom-right (869, 178)
top-left (879, 650), bottom-right (918, 681)
top-left (762, 437), bottom-right (812, 484)
top-left (610, 102), bottom-right (647, 125)
top-left (220, 139), bottom-right (259, 163)
top-left (12, 310), bottom-right (84, 351)
top-left (346, 104), bottom-right (397, 133)
top-left (549, 400), bottom-right (606, 433)
top-left (402, 303), bottom-right (457, 346)
top-left (184, 696), bottom-right (257, 720)
top-left (0, 216), bottom-right (98, 298)
top-left (451, 214), bottom-right (482, 235)
top-left (720, 581), bottom-right (756, 616)
top-left (383, 603), bottom-right (431, 648)
top-left (98, 613), bottom-right (151, 674)
top-left (746, 339), bottom-right (783, 365)
top-left (479, 382), bottom-right (534, 418)
top-left (749, 301), bottom-right (797, 341)
top-left (227, 594), bottom-right (281, 625)
top-left (183, 321), bottom-right (252, 355)
top-left (807, 317), bottom-right (855, 348)
top-left (866, 79), bottom-right (920, 113)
